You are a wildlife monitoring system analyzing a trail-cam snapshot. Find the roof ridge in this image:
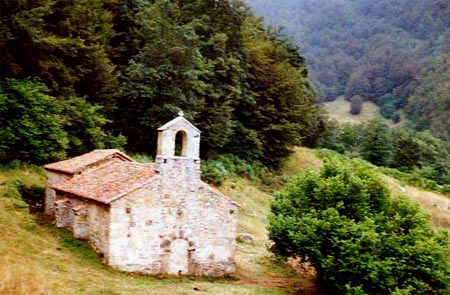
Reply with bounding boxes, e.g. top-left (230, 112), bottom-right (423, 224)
top-left (44, 149), bottom-right (135, 174)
